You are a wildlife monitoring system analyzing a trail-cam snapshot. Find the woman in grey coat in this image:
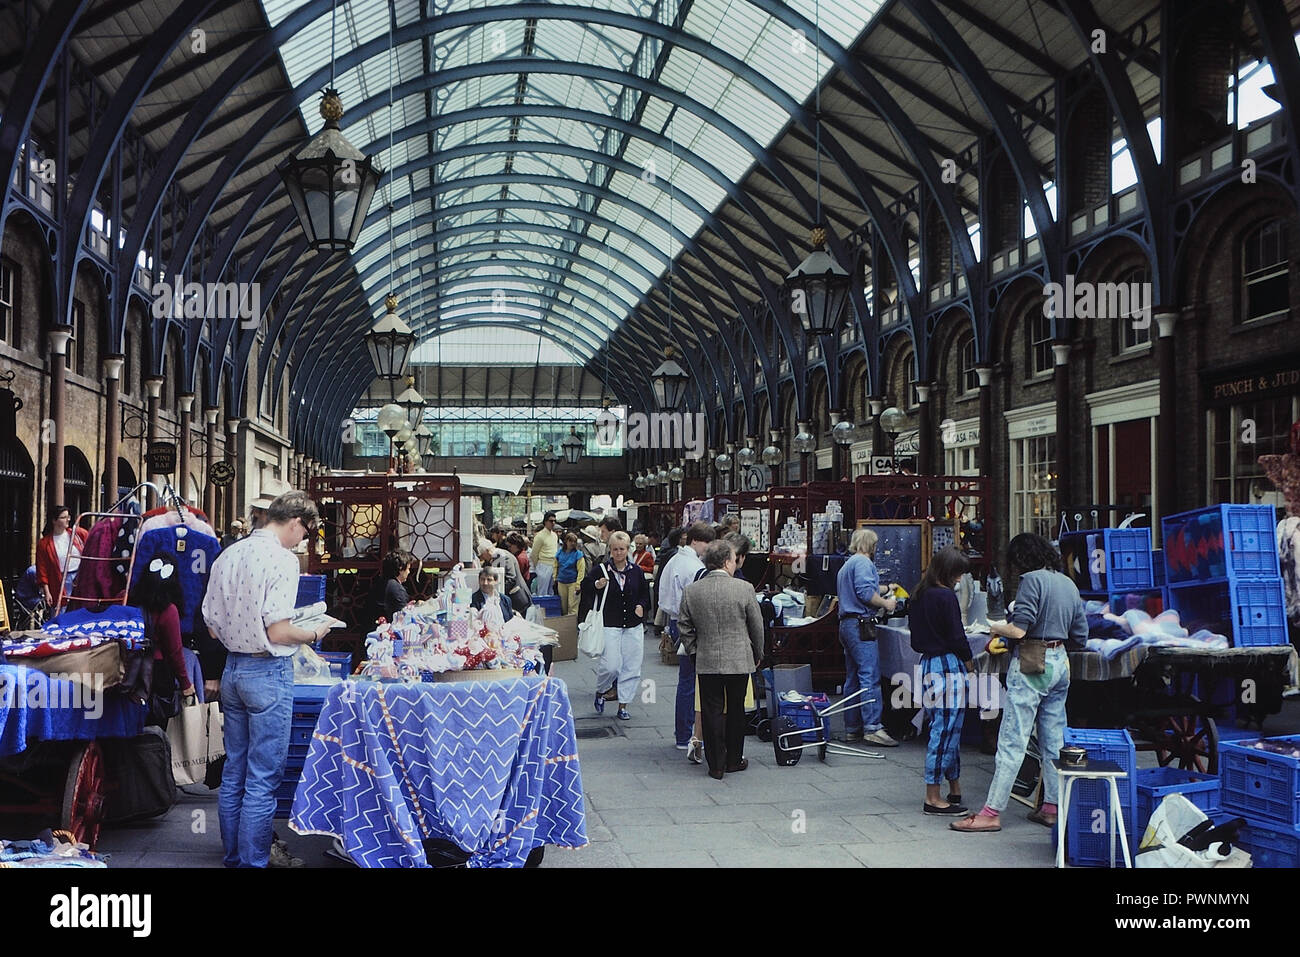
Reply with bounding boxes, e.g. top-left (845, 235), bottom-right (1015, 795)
top-left (678, 539), bottom-right (765, 780)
